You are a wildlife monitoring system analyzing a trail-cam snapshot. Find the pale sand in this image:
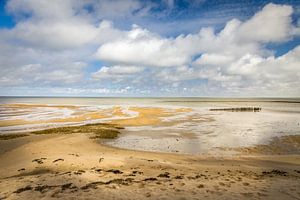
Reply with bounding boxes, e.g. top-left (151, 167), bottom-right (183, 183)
top-left (0, 134), bottom-right (299, 200)
top-left (0, 104), bottom-right (110, 127)
top-left (109, 107), bottom-right (193, 126)
top-left (0, 104), bottom-right (193, 128)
